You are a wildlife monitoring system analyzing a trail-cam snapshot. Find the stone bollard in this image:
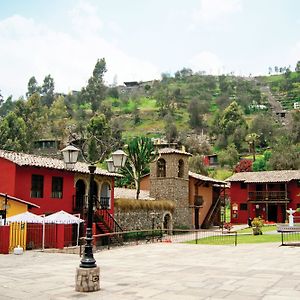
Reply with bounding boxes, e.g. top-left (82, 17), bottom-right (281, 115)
top-left (75, 267), bottom-right (100, 292)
